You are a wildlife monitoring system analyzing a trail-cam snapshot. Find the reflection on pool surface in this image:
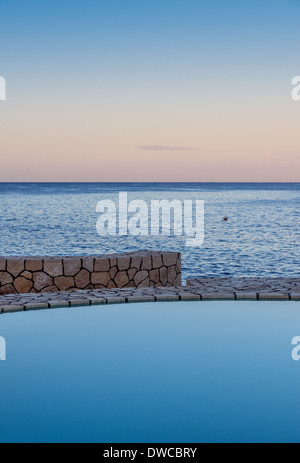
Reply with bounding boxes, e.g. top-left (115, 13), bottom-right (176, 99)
top-left (0, 301), bottom-right (300, 443)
